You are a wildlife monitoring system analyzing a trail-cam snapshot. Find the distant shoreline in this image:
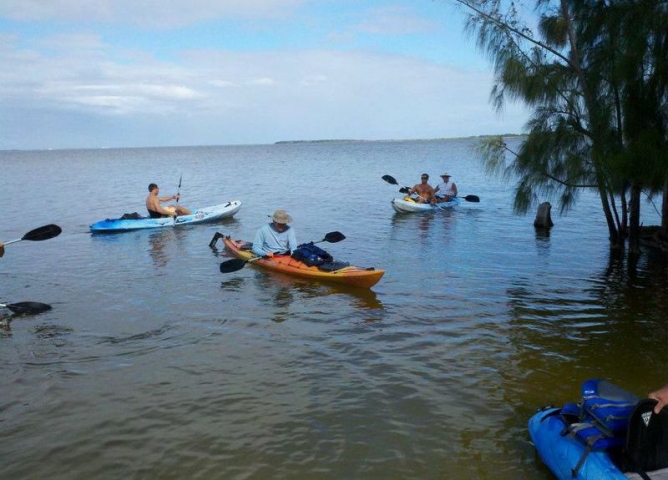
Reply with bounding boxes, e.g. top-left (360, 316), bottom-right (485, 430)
top-left (274, 134), bottom-right (525, 145)
top-left (0, 134), bottom-right (527, 152)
